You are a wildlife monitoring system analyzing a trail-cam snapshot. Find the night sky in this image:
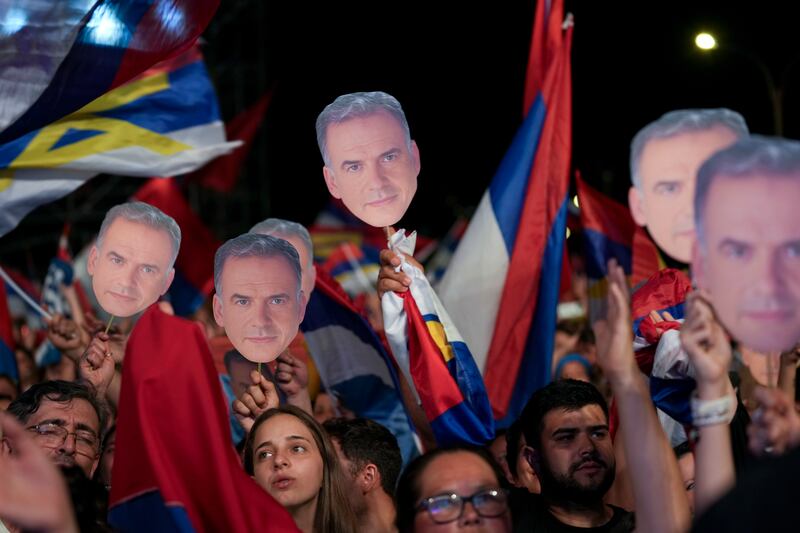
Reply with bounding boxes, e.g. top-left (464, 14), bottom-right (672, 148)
top-left (2, 1), bottom-right (798, 278)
